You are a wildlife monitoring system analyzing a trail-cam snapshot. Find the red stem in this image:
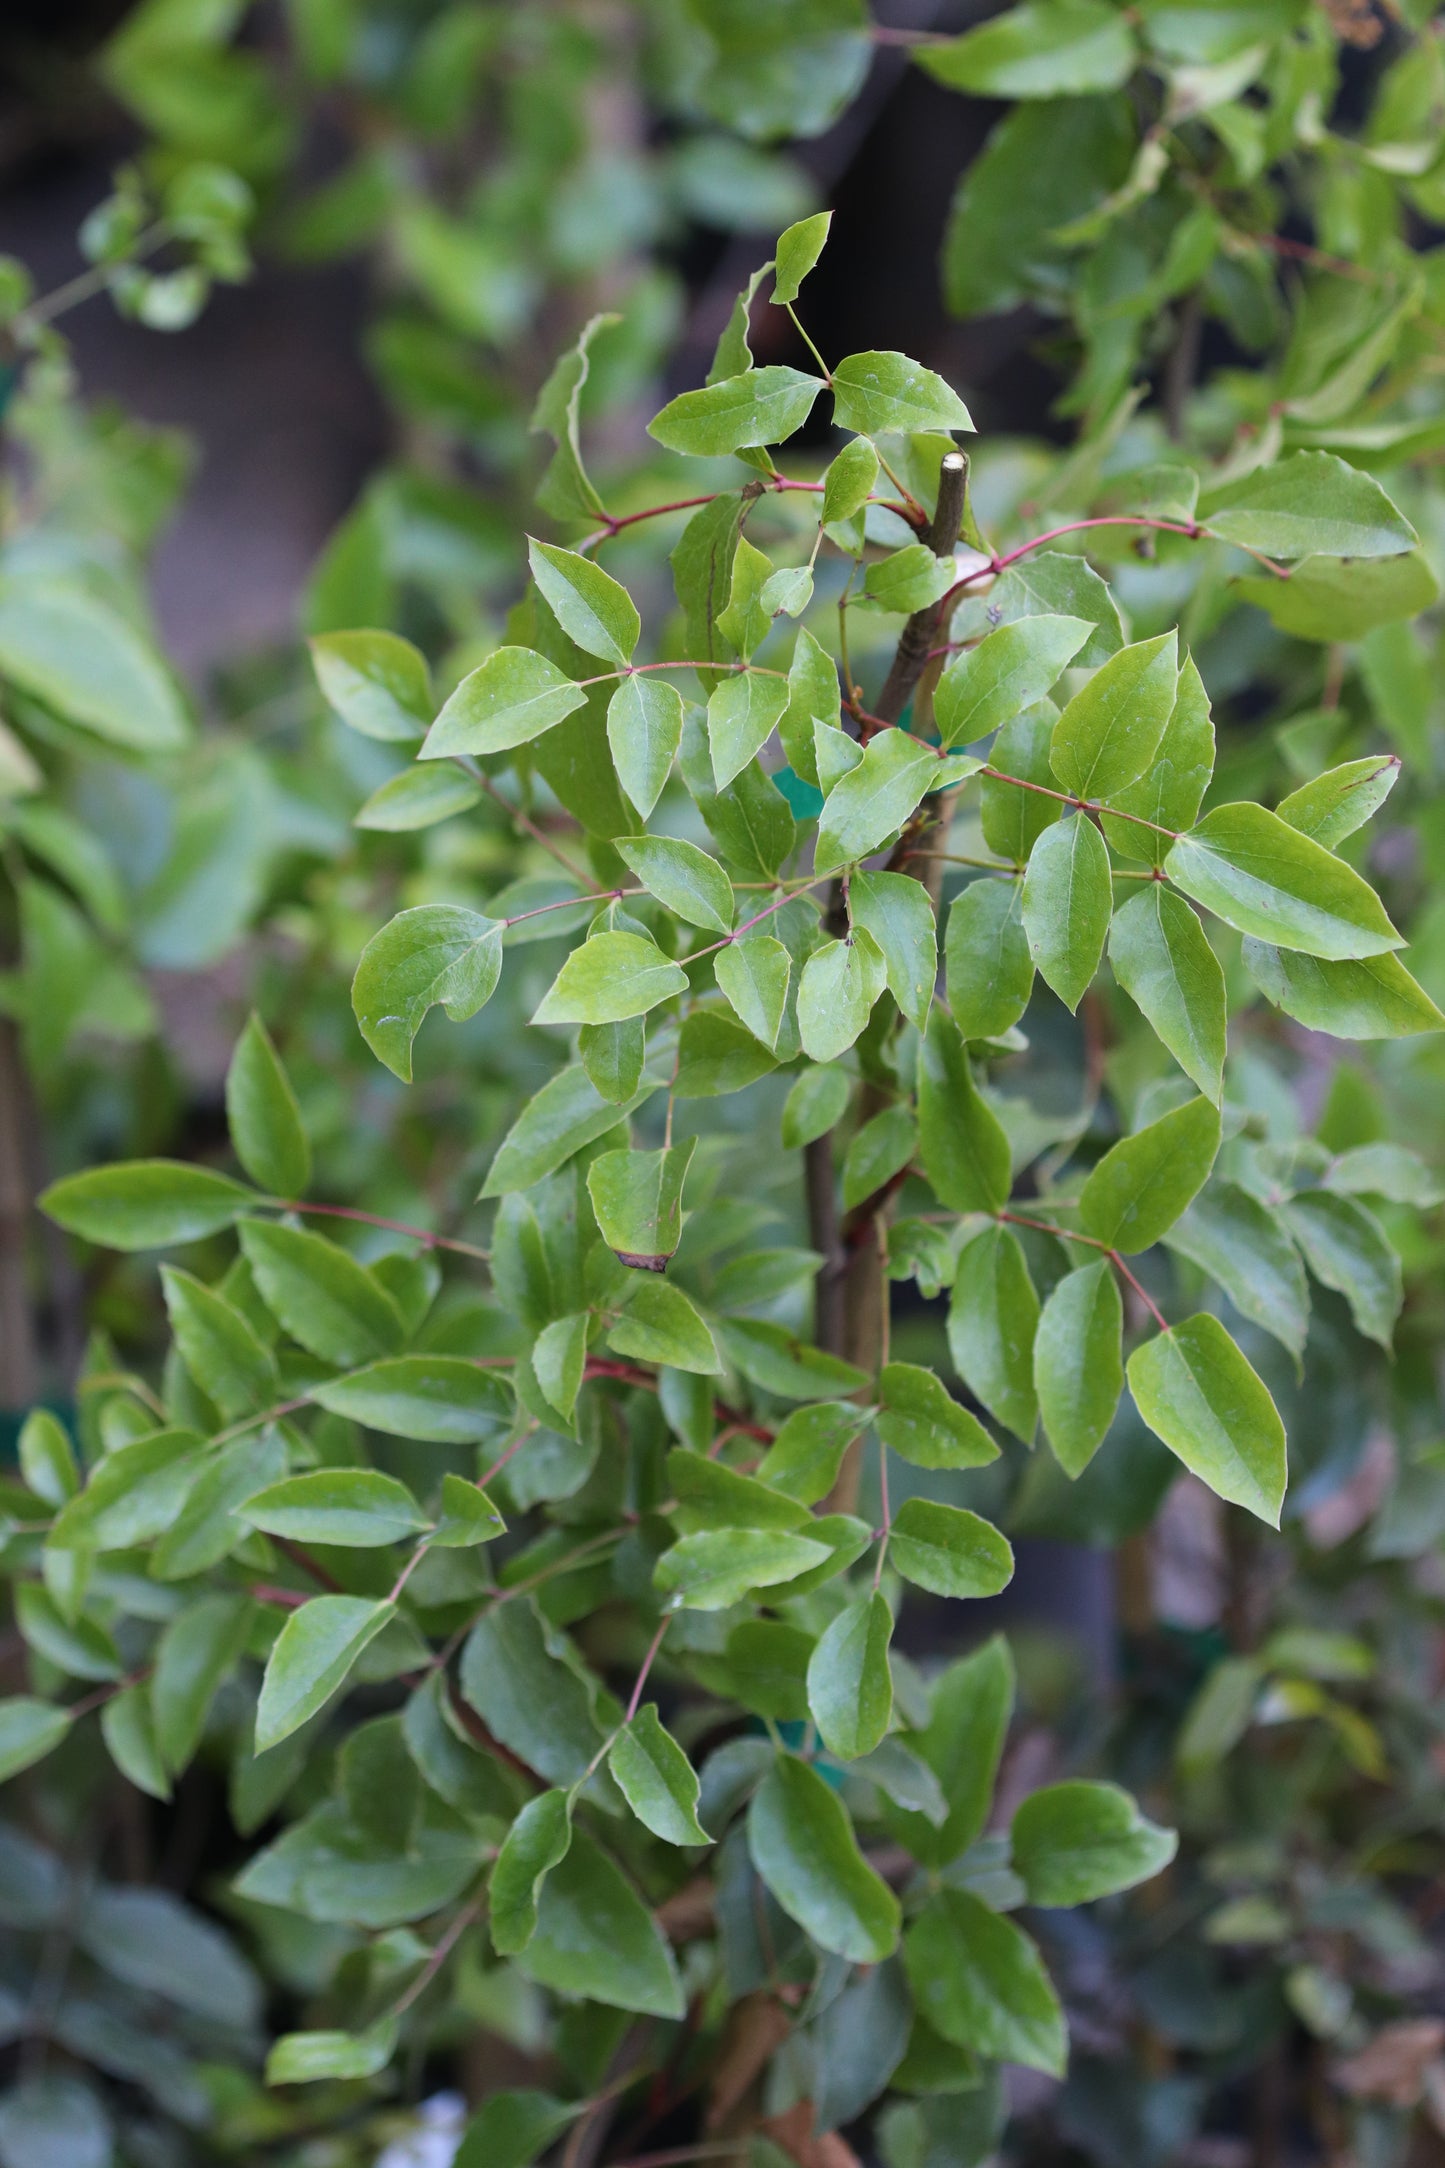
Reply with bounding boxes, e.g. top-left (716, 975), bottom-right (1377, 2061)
top-left (625, 1615), bottom-right (671, 1722)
